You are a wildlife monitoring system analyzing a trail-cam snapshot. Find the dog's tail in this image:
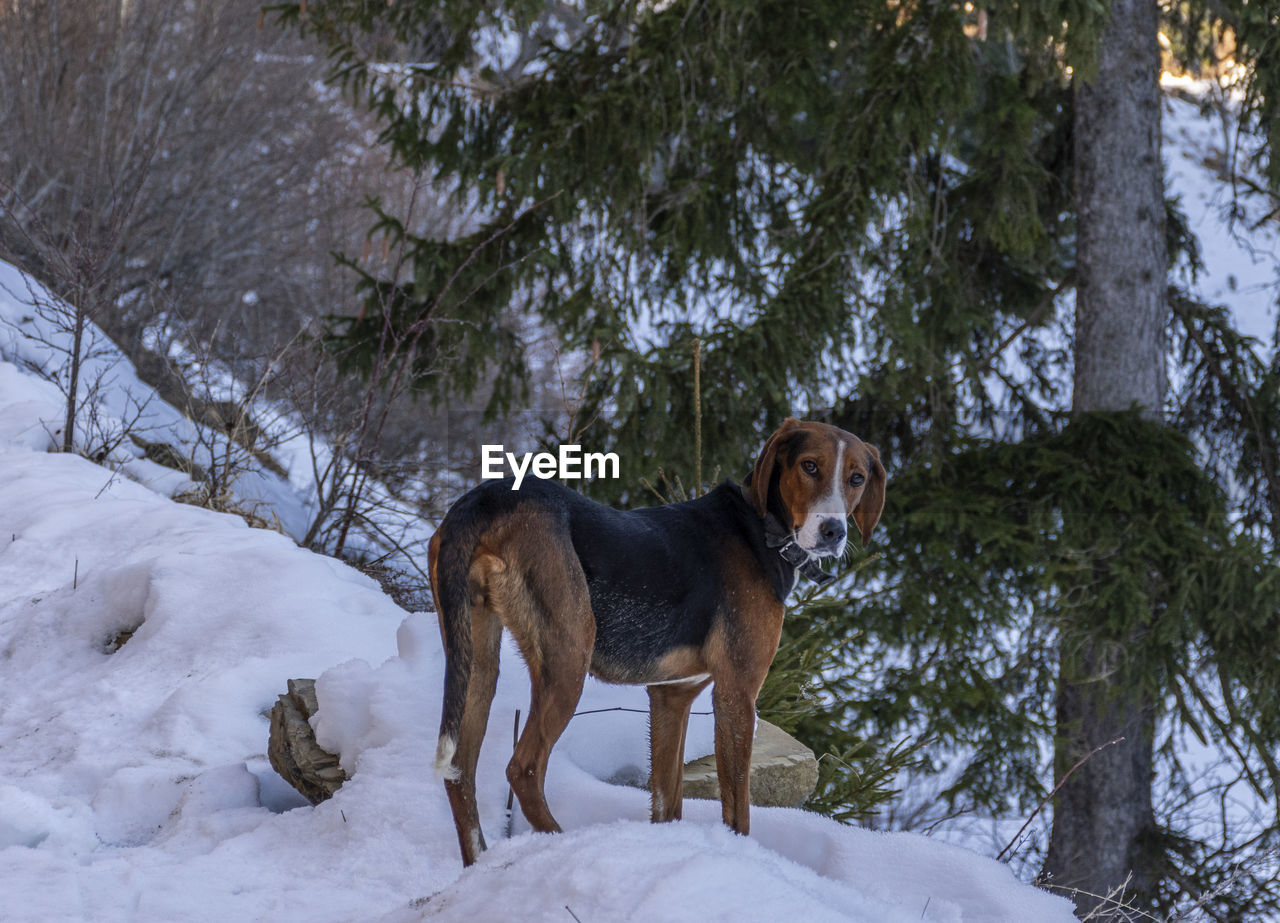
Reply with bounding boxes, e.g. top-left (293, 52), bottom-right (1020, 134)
top-left (428, 511), bottom-right (485, 783)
